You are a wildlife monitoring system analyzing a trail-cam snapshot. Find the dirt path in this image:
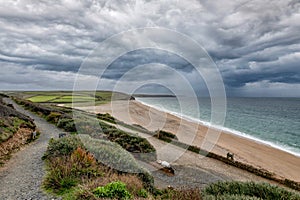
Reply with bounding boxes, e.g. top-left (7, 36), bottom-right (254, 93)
top-left (0, 98), bottom-right (61, 200)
